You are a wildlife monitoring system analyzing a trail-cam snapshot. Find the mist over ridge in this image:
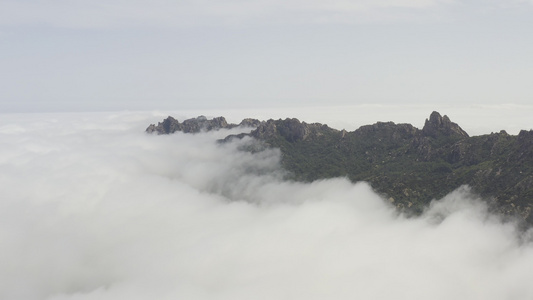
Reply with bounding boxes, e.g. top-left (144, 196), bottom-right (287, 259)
top-left (4, 0), bottom-right (533, 296)
top-left (1, 110), bottom-right (533, 299)
top-left (148, 110), bottom-right (533, 225)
